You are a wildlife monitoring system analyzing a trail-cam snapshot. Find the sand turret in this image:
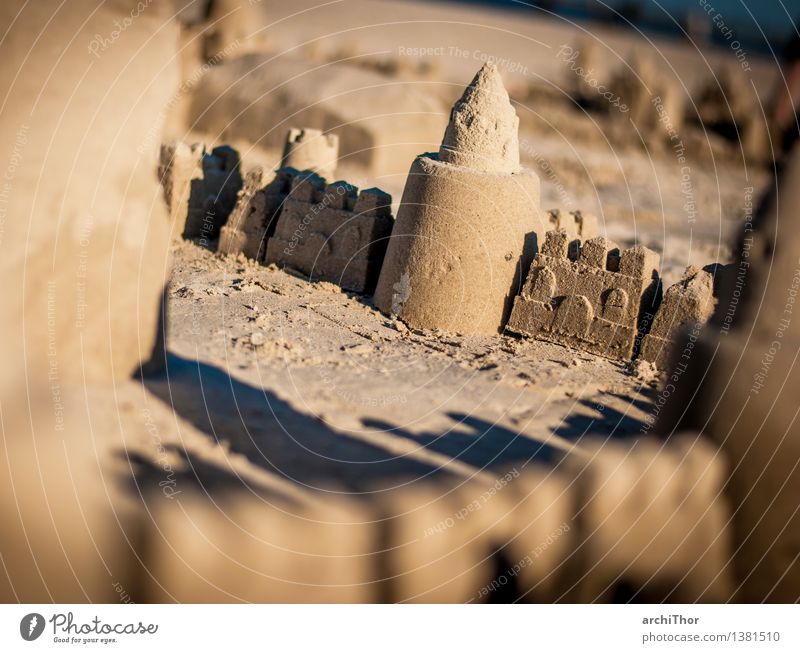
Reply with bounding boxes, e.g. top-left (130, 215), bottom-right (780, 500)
top-left (281, 127), bottom-right (339, 180)
top-left (374, 63), bottom-right (547, 334)
top-left (438, 63), bottom-right (520, 174)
